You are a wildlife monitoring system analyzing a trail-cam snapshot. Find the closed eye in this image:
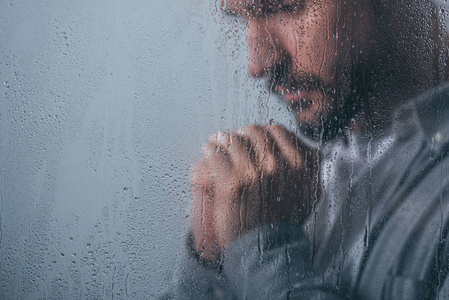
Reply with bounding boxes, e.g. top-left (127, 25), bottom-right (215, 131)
top-left (221, 0), bottom-right (305, 18)
top-left (265, 0), bottom-right (305, 15)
